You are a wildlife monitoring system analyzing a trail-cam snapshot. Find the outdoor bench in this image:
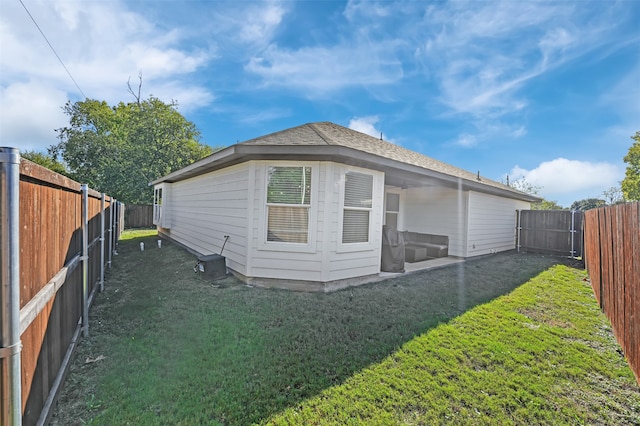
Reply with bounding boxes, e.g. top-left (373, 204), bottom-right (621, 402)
top-left (402, 231), bottom-right (449, 262)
